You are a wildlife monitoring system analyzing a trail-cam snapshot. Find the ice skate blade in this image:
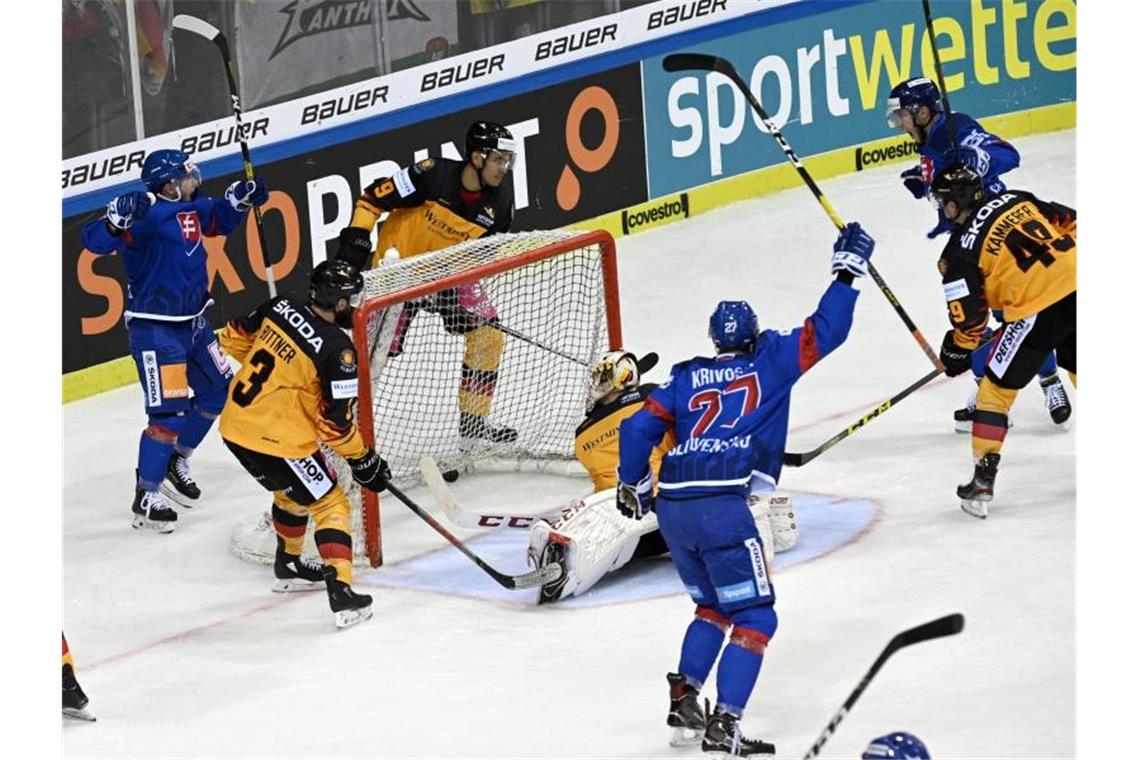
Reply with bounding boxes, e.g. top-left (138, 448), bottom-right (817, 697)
top-left (63, 707), bottom-right (96, 722)
top-left (272, 578), bottom-right (324, 593)
top-left (954, 420), bottom-right (972, 434)
top-left (960, 498), bottom-right (989, 519)
top-left (131, 515), bottom-right (175, 533)
top-left (161, 482), bottom-right (198, 508)
top-left (334, 606), bottom-right (373, 629)
top-left (668, 726), bottom-right (703, 747)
